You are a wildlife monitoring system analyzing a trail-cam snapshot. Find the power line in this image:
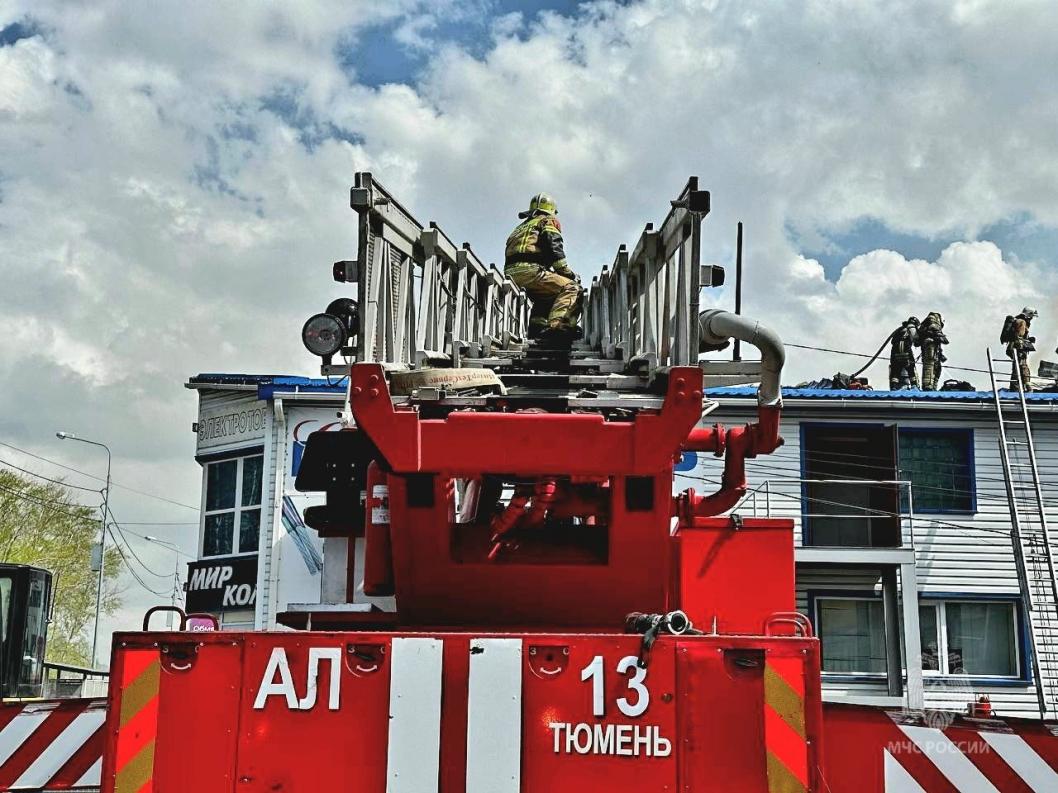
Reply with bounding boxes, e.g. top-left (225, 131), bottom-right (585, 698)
top-left (703, 439), bottom-right (1056, 488)
top-left (740, 456), bottom-right (995, 505)
top-left (0, 440), bottom-right (199, 511)
top-left (0, 480), bottom-right (94, 519)
top-left (772, 445), bottom-right (1034, 472)
top-left (0, 471), bottom-right (206, 554)
top-left (762, 447), bottom-right (1058, 507)
top-left (677, 469), bottom-right (1022, 539)
top-left (0, 462), bottom-right (178, 597)
top-left (738, 459), bottom-right (983, 510)
top-left (784, 342), bottom-right (994, 377)
top-left (0, 458), bottom-right (103, 493)
top-left (110, 523), bottom-right (195, 559)
top-left (115, 522), bottom-right (199, 526)
top-left (105, 526), bottom-right (171, 597)
top-left (105, 505), bottom-right (176, 578)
